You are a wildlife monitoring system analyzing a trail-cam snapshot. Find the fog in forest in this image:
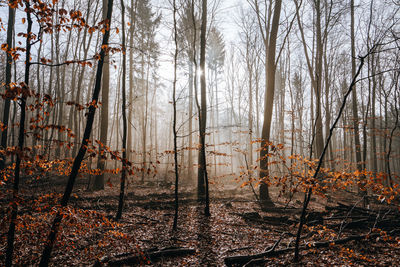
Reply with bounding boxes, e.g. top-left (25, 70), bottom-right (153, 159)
top-left (1, 0), bottom-right (400, 266)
